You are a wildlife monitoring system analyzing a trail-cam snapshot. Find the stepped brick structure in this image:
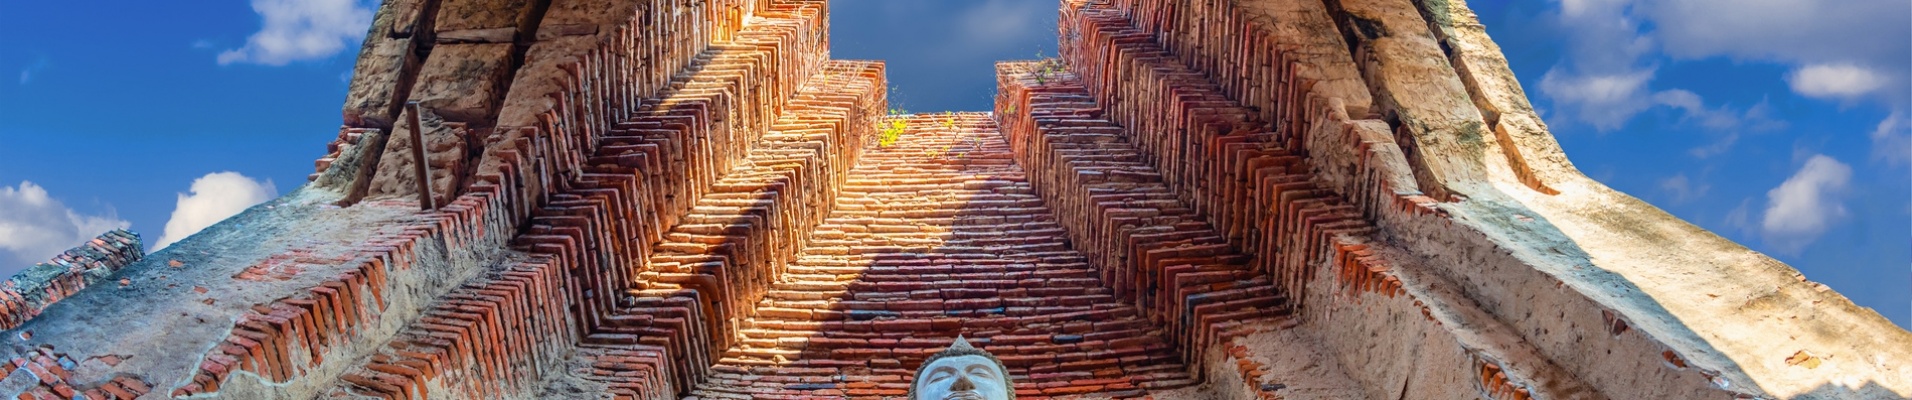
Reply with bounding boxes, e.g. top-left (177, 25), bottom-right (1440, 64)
top-left (0, 230), bottom-right (143, 331)
top-left (2, 0), bottom-right (1907, 399)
